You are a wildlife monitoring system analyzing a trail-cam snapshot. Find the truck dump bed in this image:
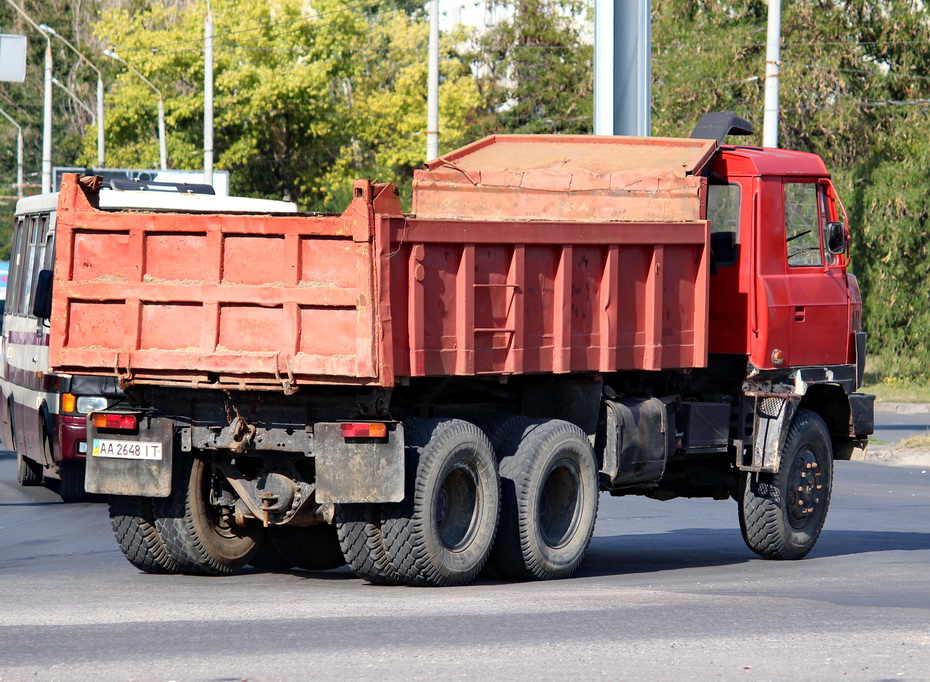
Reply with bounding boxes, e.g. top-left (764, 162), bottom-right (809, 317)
top-left (50, 135), bottom-right (715, 391)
